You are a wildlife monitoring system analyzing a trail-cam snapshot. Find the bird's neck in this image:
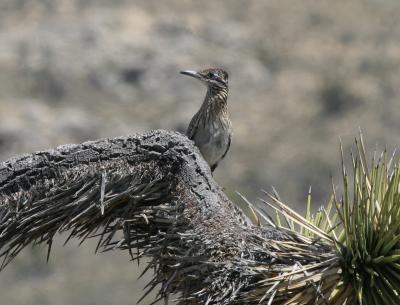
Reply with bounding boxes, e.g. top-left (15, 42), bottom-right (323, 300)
top-left (204, 86), bottom-right (229, 112)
